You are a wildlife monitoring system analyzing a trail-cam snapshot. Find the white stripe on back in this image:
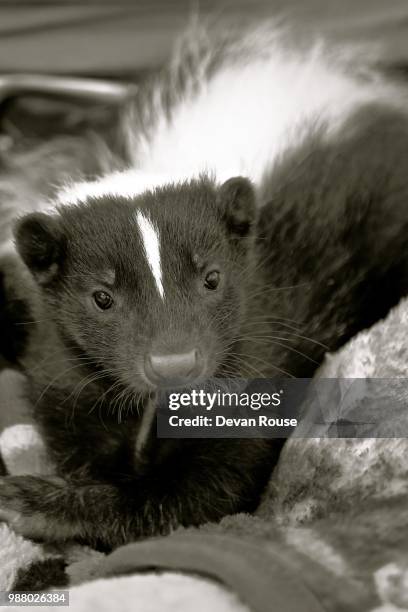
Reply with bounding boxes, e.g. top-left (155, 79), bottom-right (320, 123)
top-left (55, 30), bottom-right (399, 209)
top-left (136, 211), bottom-right (164, 299)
